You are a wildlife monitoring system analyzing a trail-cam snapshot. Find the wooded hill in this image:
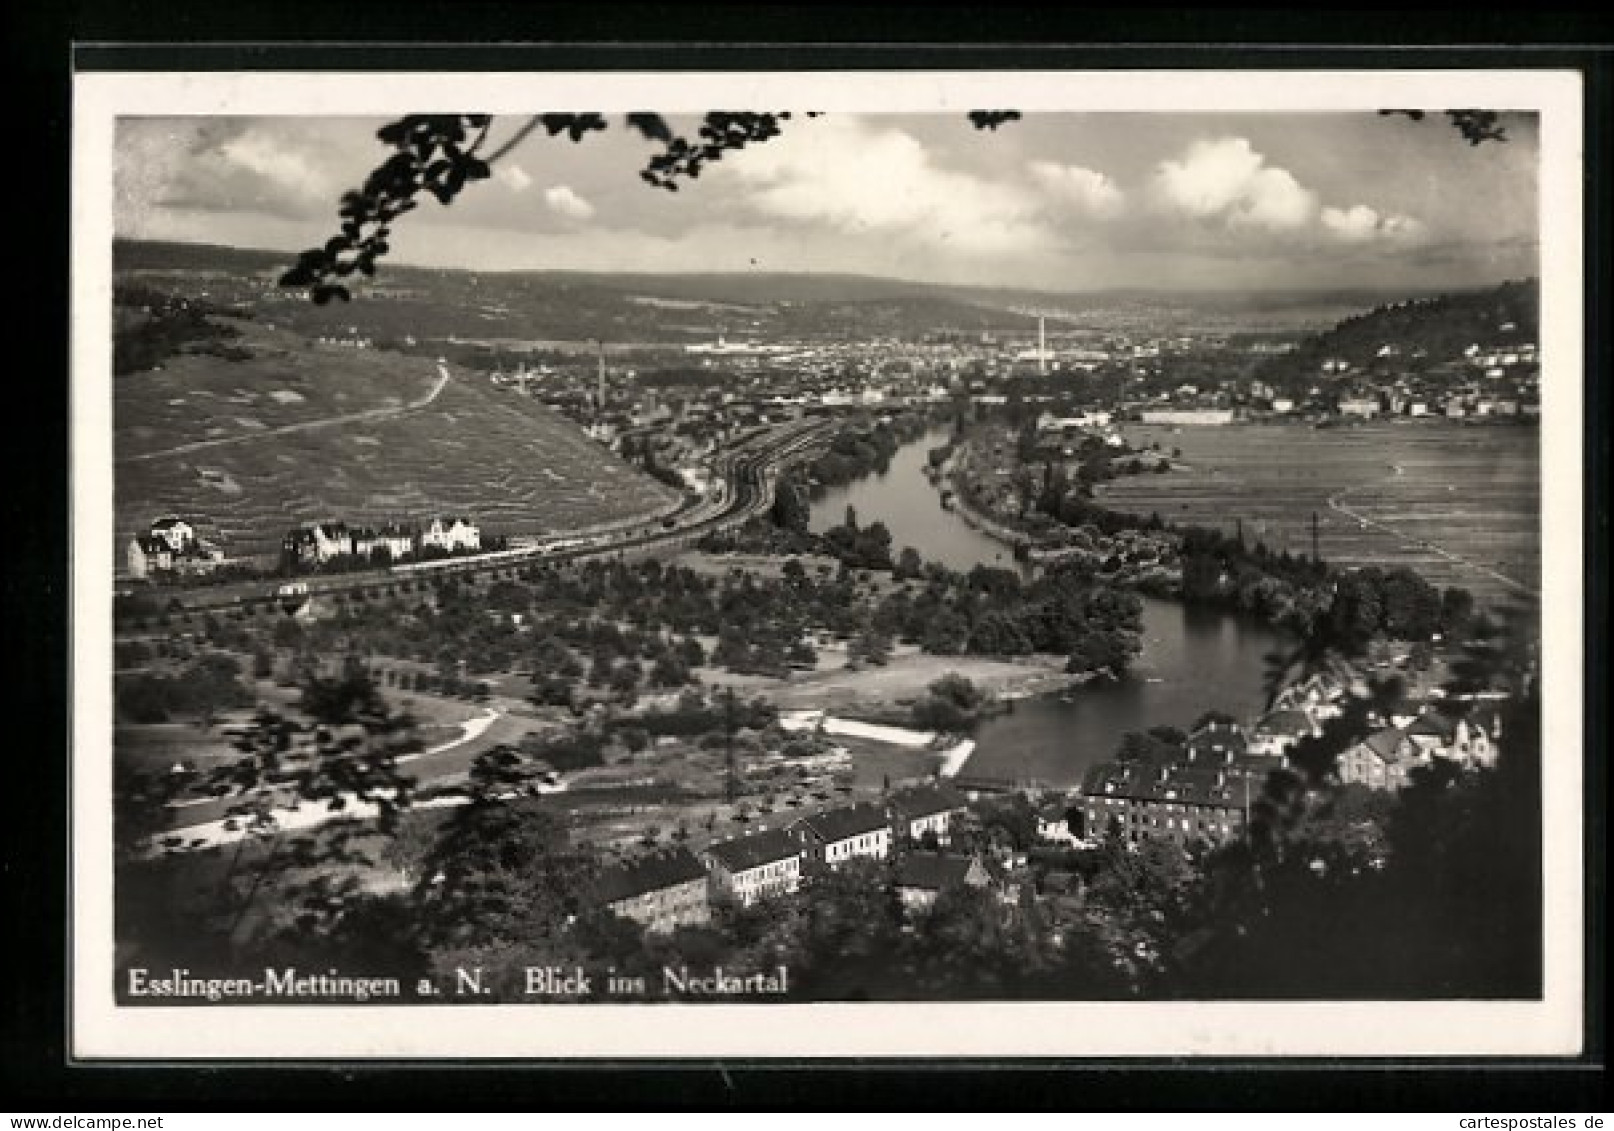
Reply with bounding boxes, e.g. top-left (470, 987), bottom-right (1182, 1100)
top-left (1255, 278), bottom-right (1538, 390)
